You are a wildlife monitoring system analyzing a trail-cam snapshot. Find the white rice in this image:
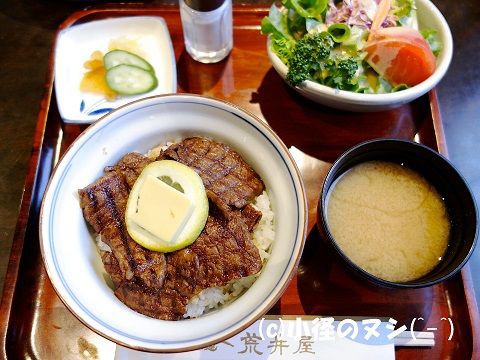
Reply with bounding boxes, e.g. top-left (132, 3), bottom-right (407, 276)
top-left (184, 191), bottom-right (275, 318)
